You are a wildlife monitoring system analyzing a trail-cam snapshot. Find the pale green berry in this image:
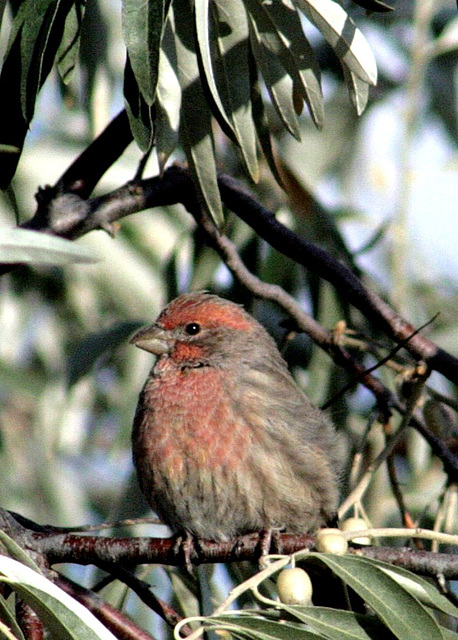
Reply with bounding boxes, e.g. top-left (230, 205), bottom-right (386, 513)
top-left (277, 568), bottom-right (313, 605)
